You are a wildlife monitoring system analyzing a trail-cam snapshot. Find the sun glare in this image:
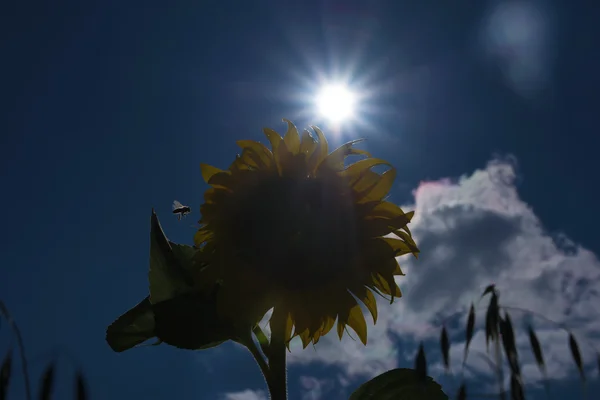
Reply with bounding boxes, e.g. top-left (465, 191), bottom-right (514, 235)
top-left (316, 84), bottom-right (356, 123)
